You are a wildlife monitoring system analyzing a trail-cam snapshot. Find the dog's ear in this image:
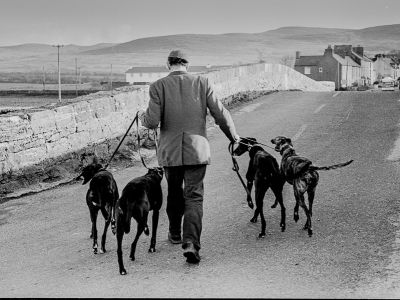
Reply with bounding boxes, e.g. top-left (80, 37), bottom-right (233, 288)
top-left (286, 138), bottom-right (292, 145)
top-left (75, 172), bottom-right (83, 181)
